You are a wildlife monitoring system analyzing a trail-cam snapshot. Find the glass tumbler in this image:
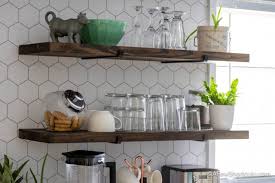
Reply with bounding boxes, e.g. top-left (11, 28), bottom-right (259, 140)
top-left (170, 11), bottom-right (186, 49)
top-left (146, 95), bottom-right (165, 132)
top-left (165, 95), bottom-right (181, 131)
top-left (125, 94), bottom-right (147, 132)
top-left (180, 109), bottom-right (201, 131)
